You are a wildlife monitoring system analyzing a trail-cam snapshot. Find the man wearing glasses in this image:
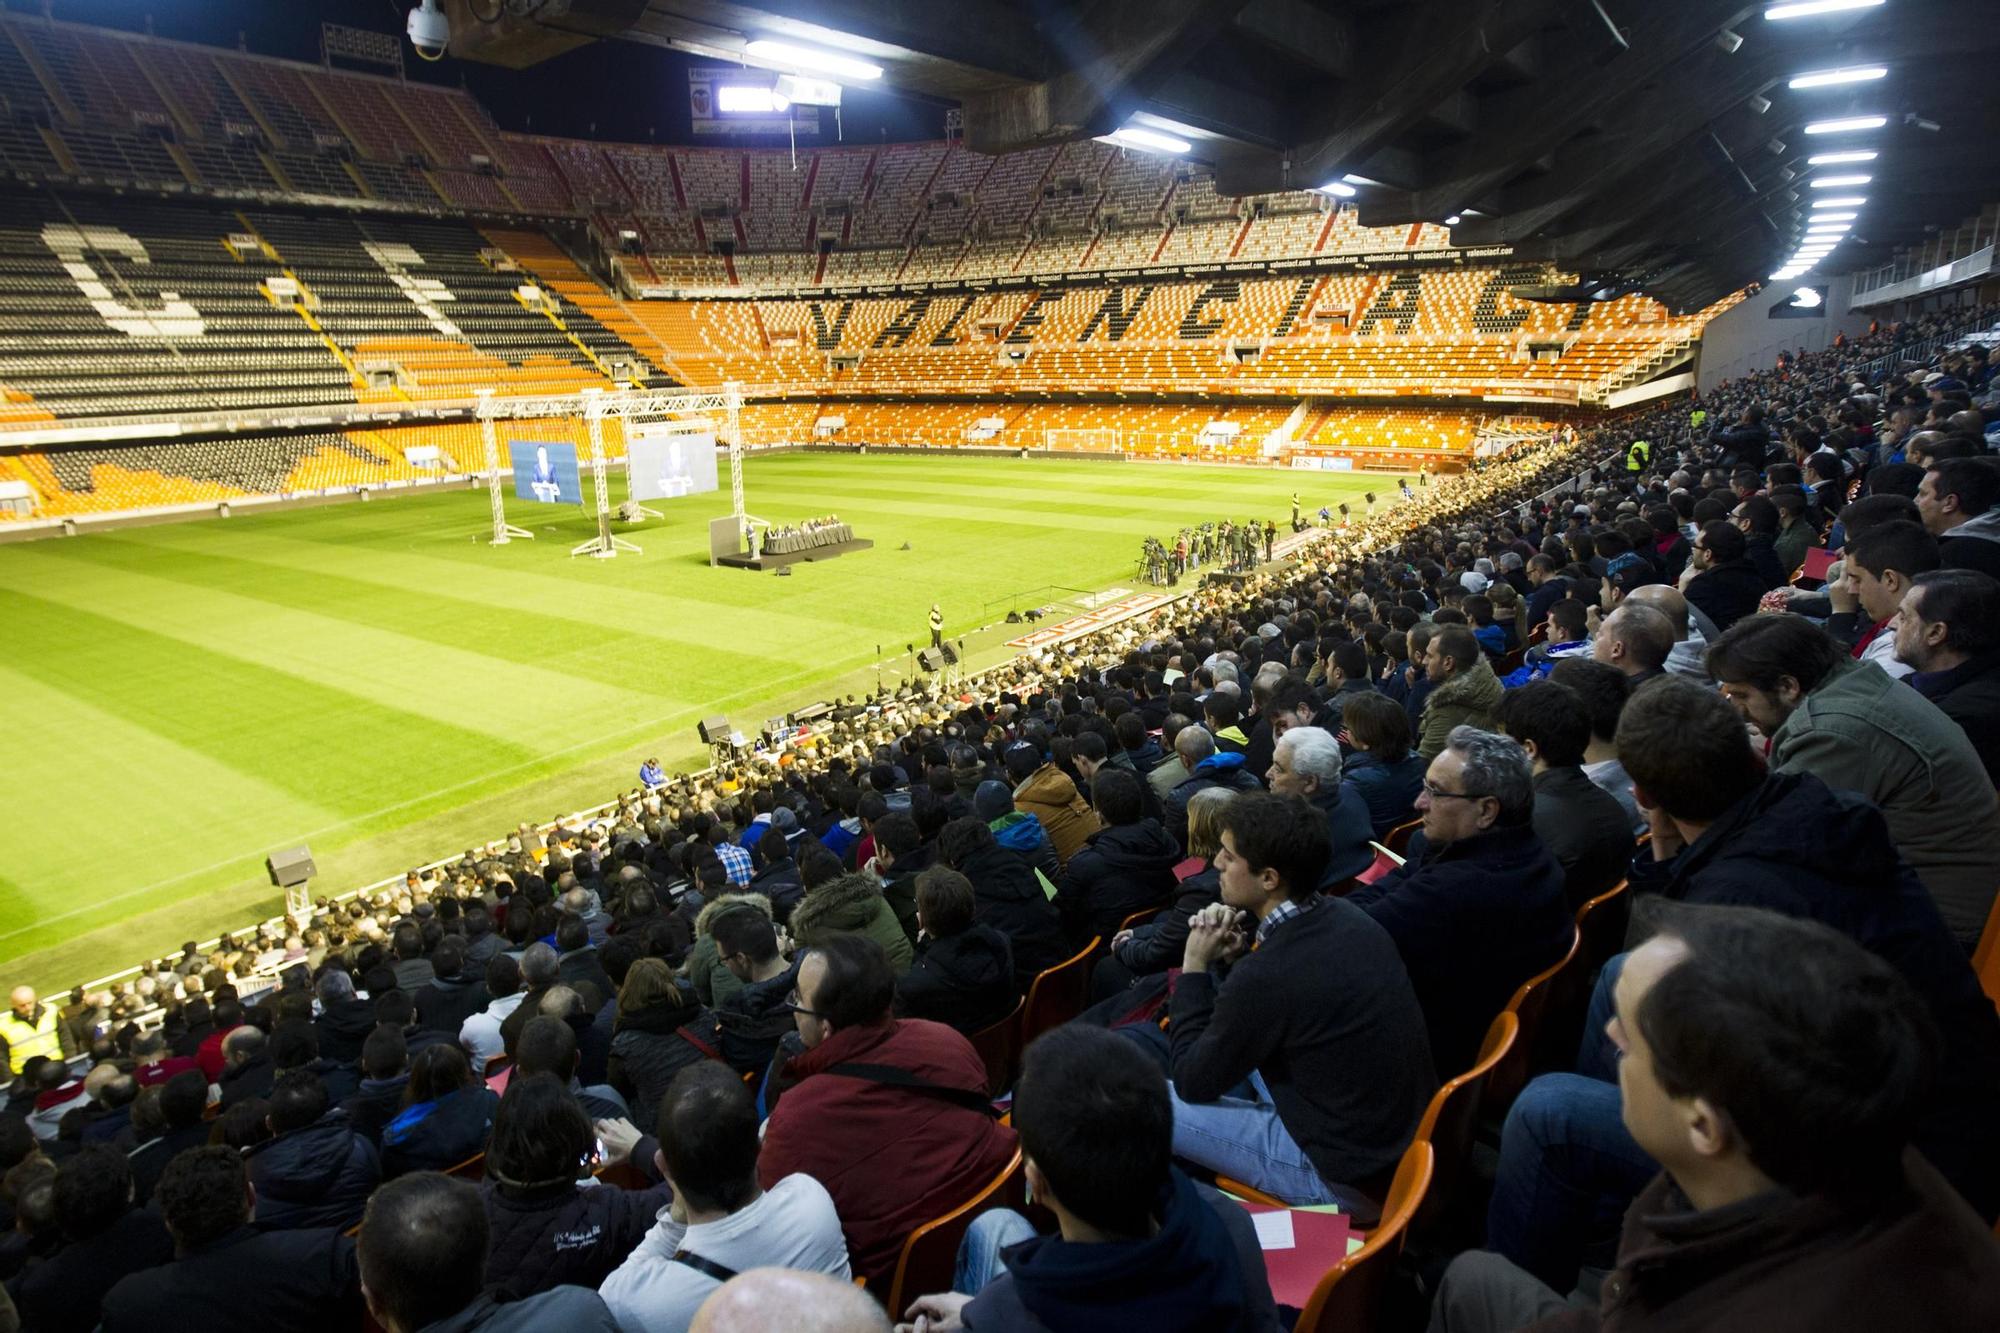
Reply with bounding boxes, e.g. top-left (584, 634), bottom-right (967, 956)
top-left (1348, 726), bottom-right (1574, 1079)
top-left (758, 935), bottom-right (1016, 1292)
top-left (1679, 519), bottom-right (1766, 633)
